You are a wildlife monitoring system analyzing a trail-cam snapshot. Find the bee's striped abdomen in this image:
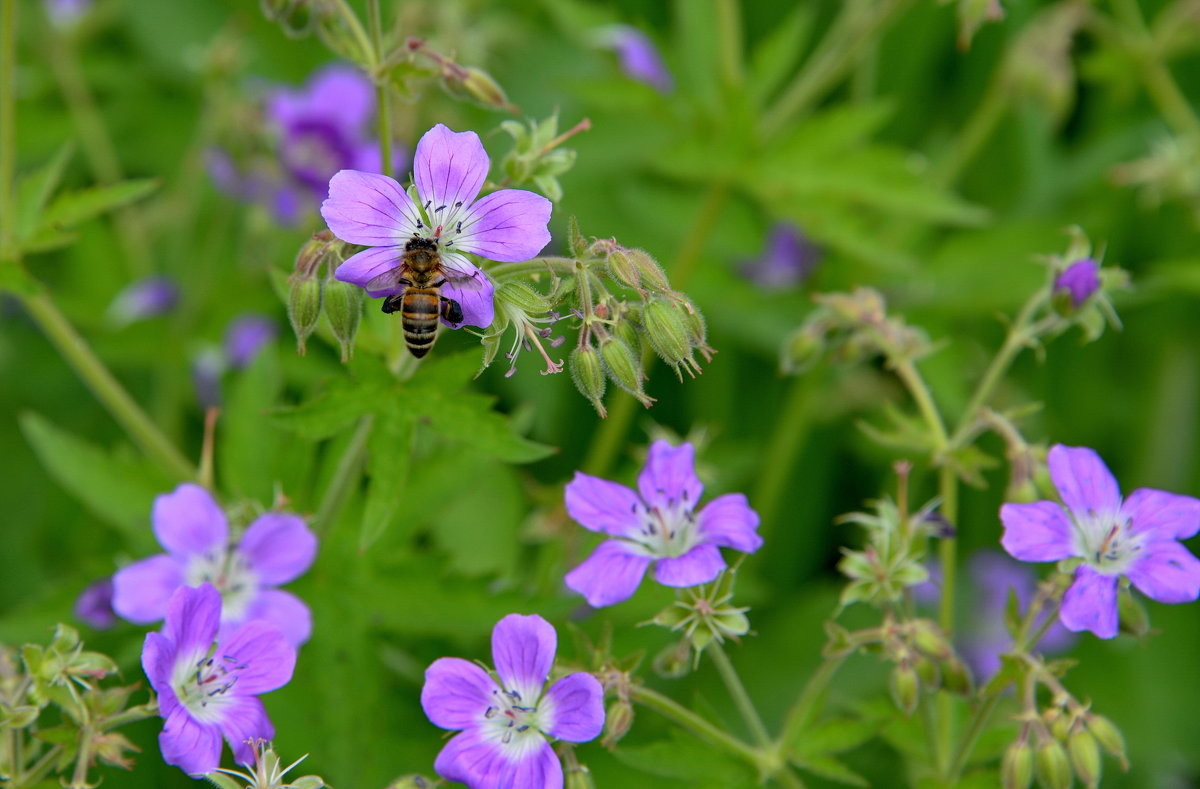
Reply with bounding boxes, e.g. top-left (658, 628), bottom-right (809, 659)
top-left (401, 288), bottom-right (441, 358)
